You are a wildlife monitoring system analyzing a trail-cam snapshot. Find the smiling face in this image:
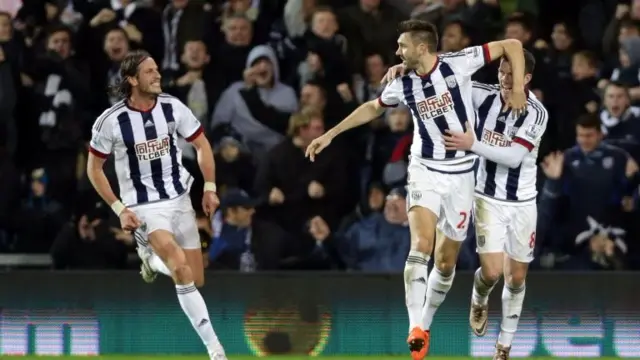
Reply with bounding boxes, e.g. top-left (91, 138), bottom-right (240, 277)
top-left (498, 58), bottom-right (532, 101)
top-left (131, 57), bottom-right (162, 96)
